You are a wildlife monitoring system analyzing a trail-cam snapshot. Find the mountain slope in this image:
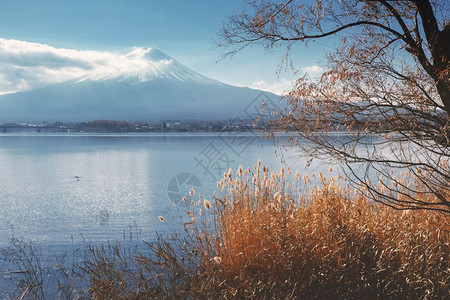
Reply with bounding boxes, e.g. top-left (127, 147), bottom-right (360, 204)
top-left (0, 48), bottom-right (278, 122)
